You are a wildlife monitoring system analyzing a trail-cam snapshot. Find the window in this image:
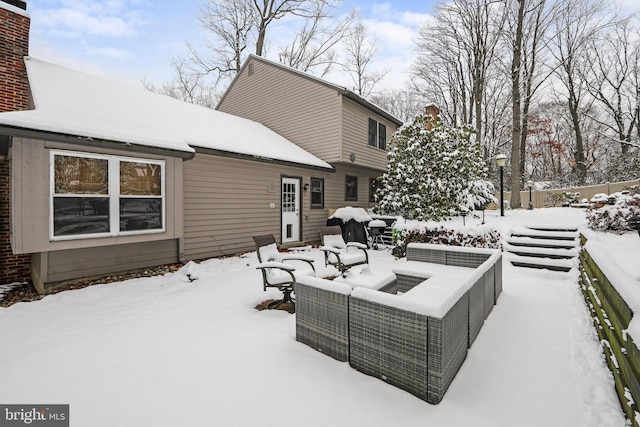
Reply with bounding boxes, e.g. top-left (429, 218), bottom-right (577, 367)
top-left (368, 118), bottom-right (387, 150)
top-left (369, 177), bottom-right (378, 203)
top-left (310, 178), bottom-right (324, 208)
top-left (51, 151), bottom-right (165, 239)
top-left (368, 118), bottom-right (377, 147)
top-left (345, 175), bottom-right (358, 201)
top-left (378, 122), bottom-right (387, 150)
